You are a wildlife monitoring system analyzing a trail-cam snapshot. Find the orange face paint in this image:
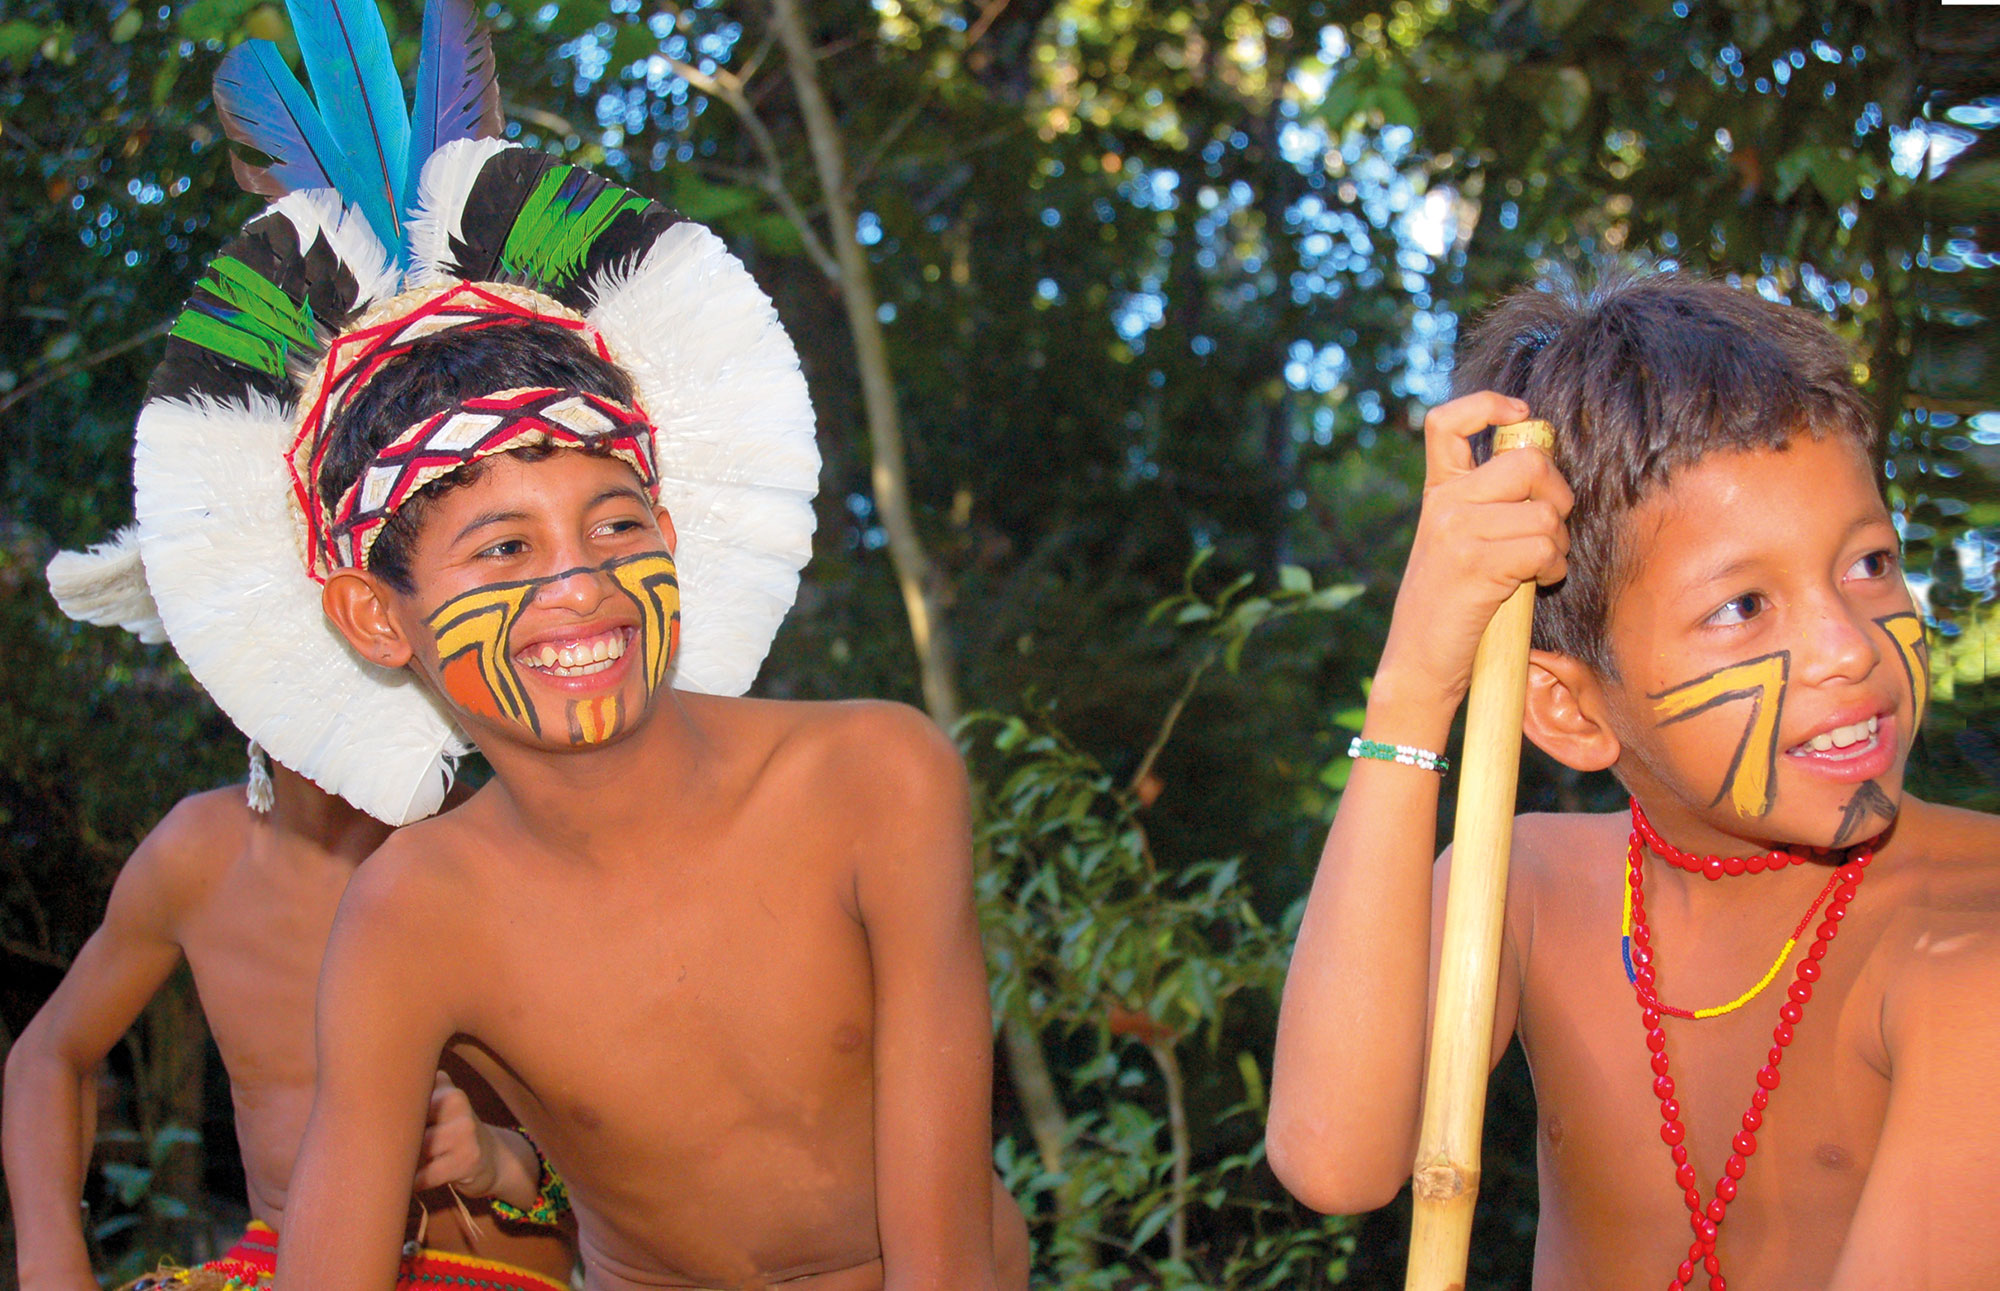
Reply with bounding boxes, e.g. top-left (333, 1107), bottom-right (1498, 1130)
top-left (424, 552), bottom-right (681, 746)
